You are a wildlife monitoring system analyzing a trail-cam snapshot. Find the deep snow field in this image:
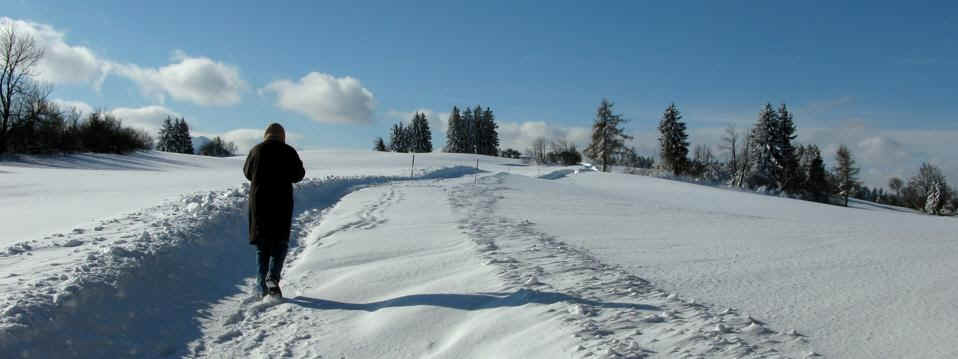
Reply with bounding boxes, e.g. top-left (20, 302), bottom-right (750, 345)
top-left (1, 150), bottom-right (955, 358)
